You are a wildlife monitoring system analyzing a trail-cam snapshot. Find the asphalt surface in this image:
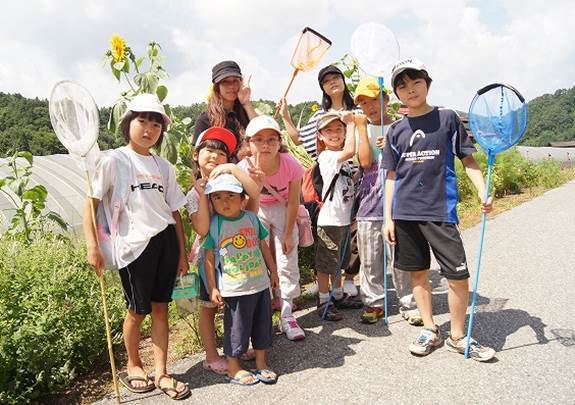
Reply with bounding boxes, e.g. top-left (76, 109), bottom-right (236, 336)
top-left (96, 180), bottom-right (575, 405)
